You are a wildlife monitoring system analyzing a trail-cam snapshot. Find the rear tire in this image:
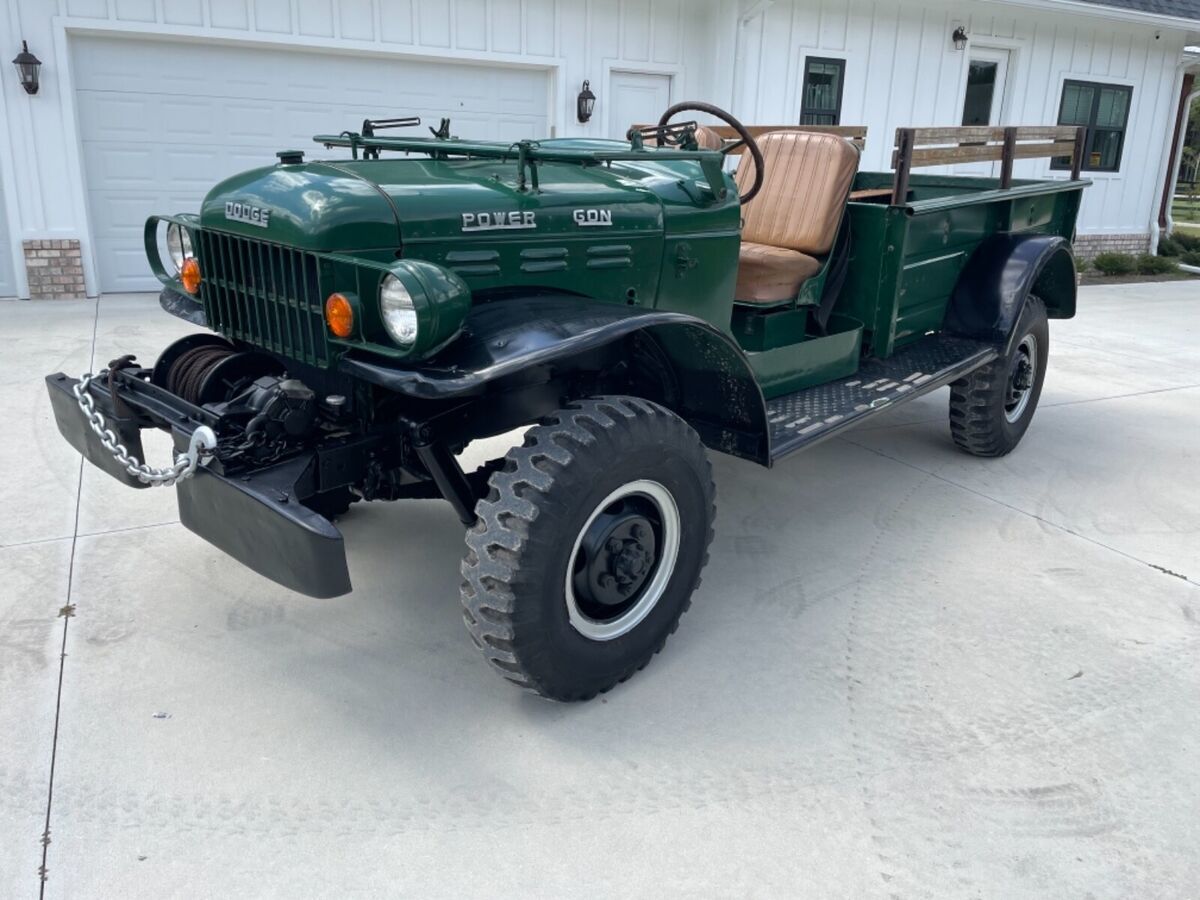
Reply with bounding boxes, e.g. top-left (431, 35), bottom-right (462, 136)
top-left (949, 295), bottom-right (1049, 457)
top-left (460, 396), bottom-right (715, 701)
